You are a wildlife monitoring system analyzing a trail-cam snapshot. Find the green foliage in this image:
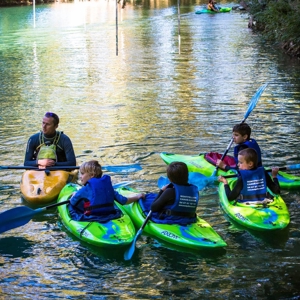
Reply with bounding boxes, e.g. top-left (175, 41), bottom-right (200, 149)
top-left (249, 0), bottom-right (300, 56)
